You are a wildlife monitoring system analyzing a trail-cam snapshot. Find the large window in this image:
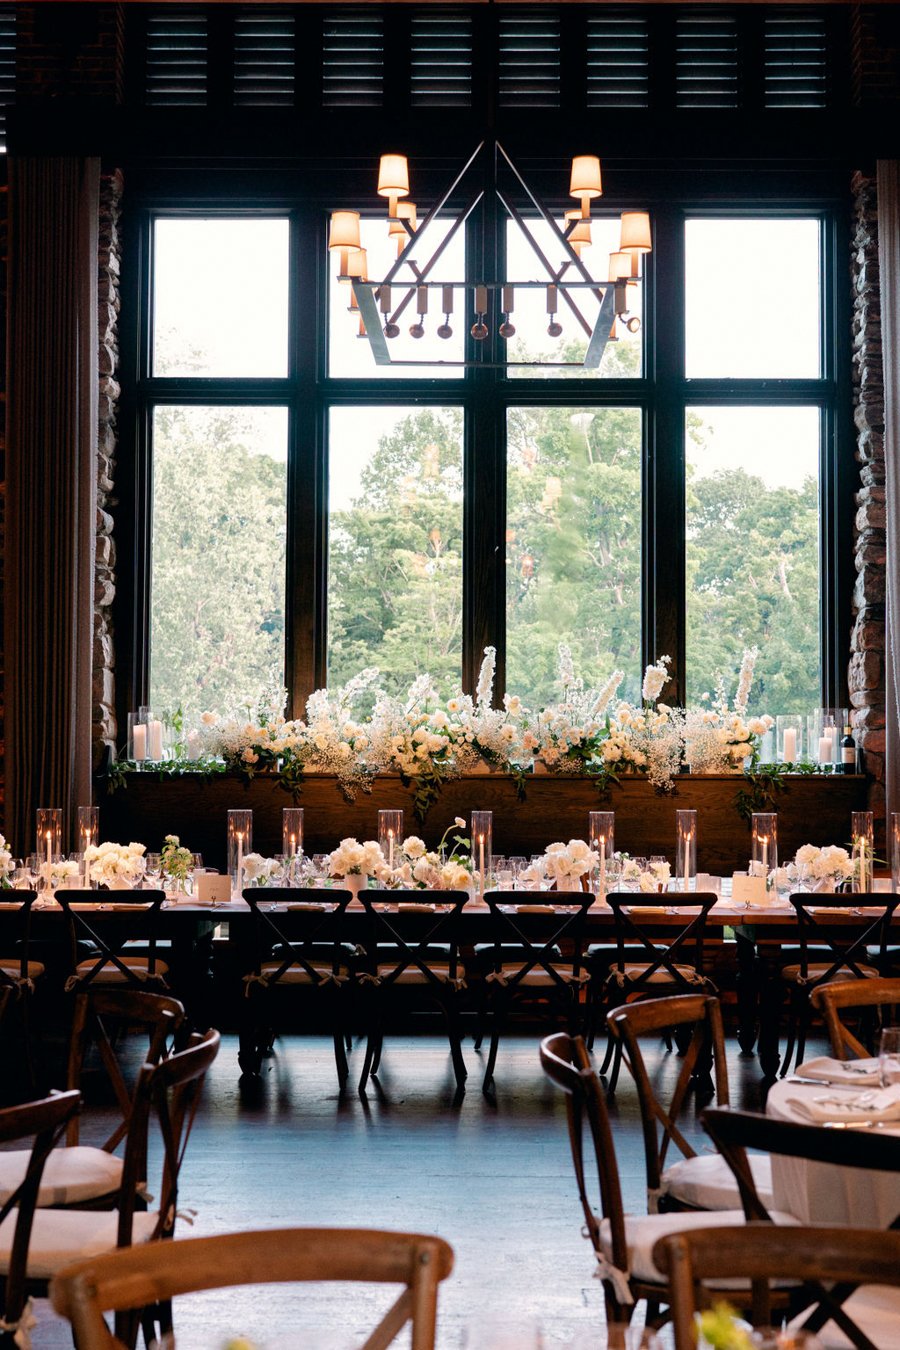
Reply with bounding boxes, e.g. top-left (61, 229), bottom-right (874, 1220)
top-left (131, 193), bottom-right (845, 725)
